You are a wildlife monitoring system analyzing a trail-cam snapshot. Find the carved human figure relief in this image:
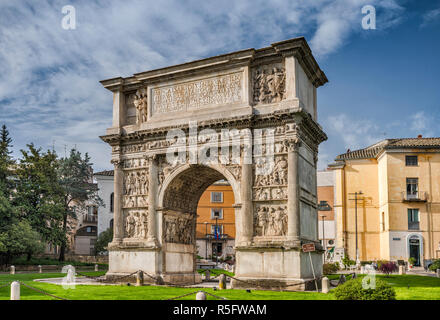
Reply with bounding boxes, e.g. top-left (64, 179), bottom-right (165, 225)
top-left (254, 205), bottom-right (287, 237)
top-left (125, 211), bottom-right (148, 239)
top-left (133, 88), bottom-right (148, 124)
top-left (253, 64), bottom-right (286, 104)
top-left (164, 214), bottom-right (195, 244)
